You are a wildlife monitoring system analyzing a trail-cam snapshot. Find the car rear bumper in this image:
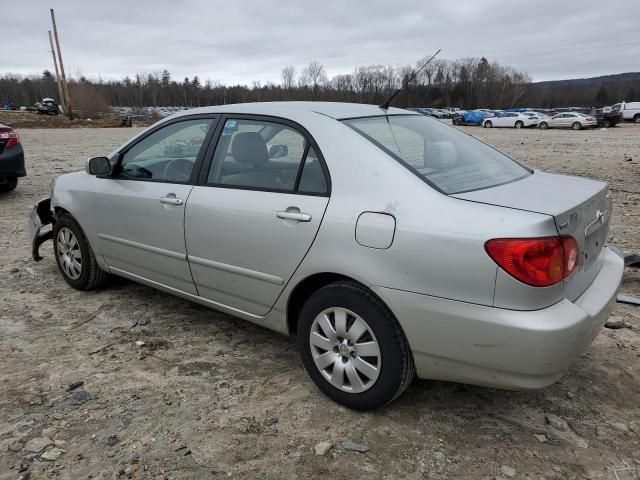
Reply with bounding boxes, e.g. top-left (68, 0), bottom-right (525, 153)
top-left (373, 246), bottom-right (624, 390)
top-left (0, 144), bottom-right (26, 178)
